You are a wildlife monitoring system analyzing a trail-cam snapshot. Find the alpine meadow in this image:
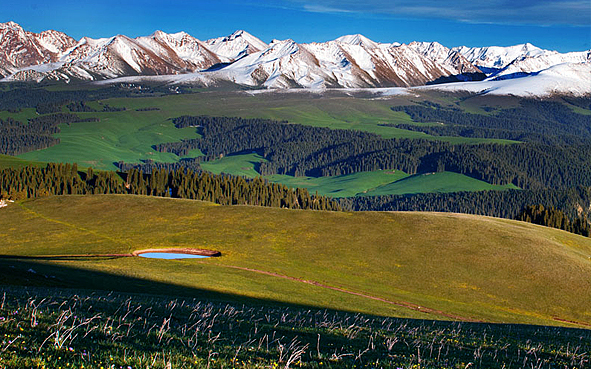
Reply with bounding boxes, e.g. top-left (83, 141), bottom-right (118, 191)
top-left (0, 9), bottom-right (590, 369)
